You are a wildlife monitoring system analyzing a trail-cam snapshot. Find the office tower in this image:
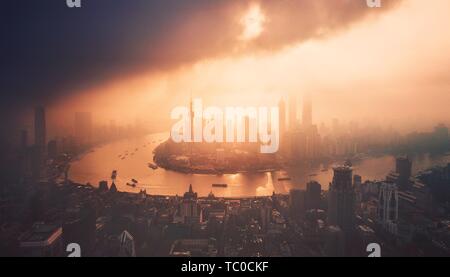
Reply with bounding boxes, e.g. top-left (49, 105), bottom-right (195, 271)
top-left (306, 181), bottom-right (321, 210)
top-left (353, 175), bottom-right (362, 187)
top-left (324, 225), bottom-right (345, 257)
top-left (327, 166), bottom-right (356, 233)
top-left (34, 106), bottom-right (46, 149)
top-left (30, 145), bottom-right (43, 180)
top-left (302, 93), bottom-right (312, 127)
top-left (74, 112), bottom-right (93, 145)
top-left (278, 98), bottom-right (286, 137)
top-left (305, 125), bottom-right (321, 160)
top-left (18, 130), bottom-right (30, 179)
top-left (278, 98), bottom-right (287, 153)
top-left (63, 204), bottom-right (97, 257)
top-left (353, 175), bottom-right (363, 205)
top-left (181, 184), bottom-right (201, 224)
top-left (98, 180), bottom-right (109, 191)
top-left (47, 140), bottom-right (58, 159)
top-left (377, 183), bottom-right (398, 235)
top-left (396, 156), bottom-right (412, 190)
top-left (244, 115), bottom-right (250, 142)
top-left (190, 97), bottom-right (194, 140)
top-left (289, 189), bottom-right (306, 219)
top-left (260, 199), bottom-right (272, 232)
top-left (288, 94), bottom-right (297, 131)
top-left (118, 230), bottom-right (136, 257)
